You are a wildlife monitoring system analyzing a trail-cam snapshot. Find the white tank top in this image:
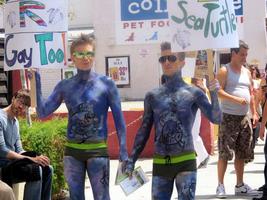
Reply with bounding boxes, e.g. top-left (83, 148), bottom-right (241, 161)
top-left (221, 64), bottom-right (251, 115)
